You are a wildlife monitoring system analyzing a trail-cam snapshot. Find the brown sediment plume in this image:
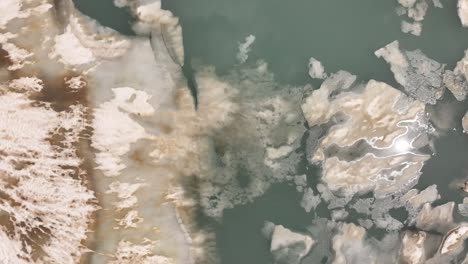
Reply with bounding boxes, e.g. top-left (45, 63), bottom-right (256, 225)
top-left (0, 47), bottom-right (12, 67)
top-left (39, 74), bottom-right (99, 262)
top-left (168, 175), bottom-right (219, 264)
top-left (5, 32), bottom-right (101, 257)
top-left (0, 13), bottom-right (100, 256)
top-left (0, 87), bottom-right (97, 262)
top-left (31, 74), bottom-right (89, 112)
